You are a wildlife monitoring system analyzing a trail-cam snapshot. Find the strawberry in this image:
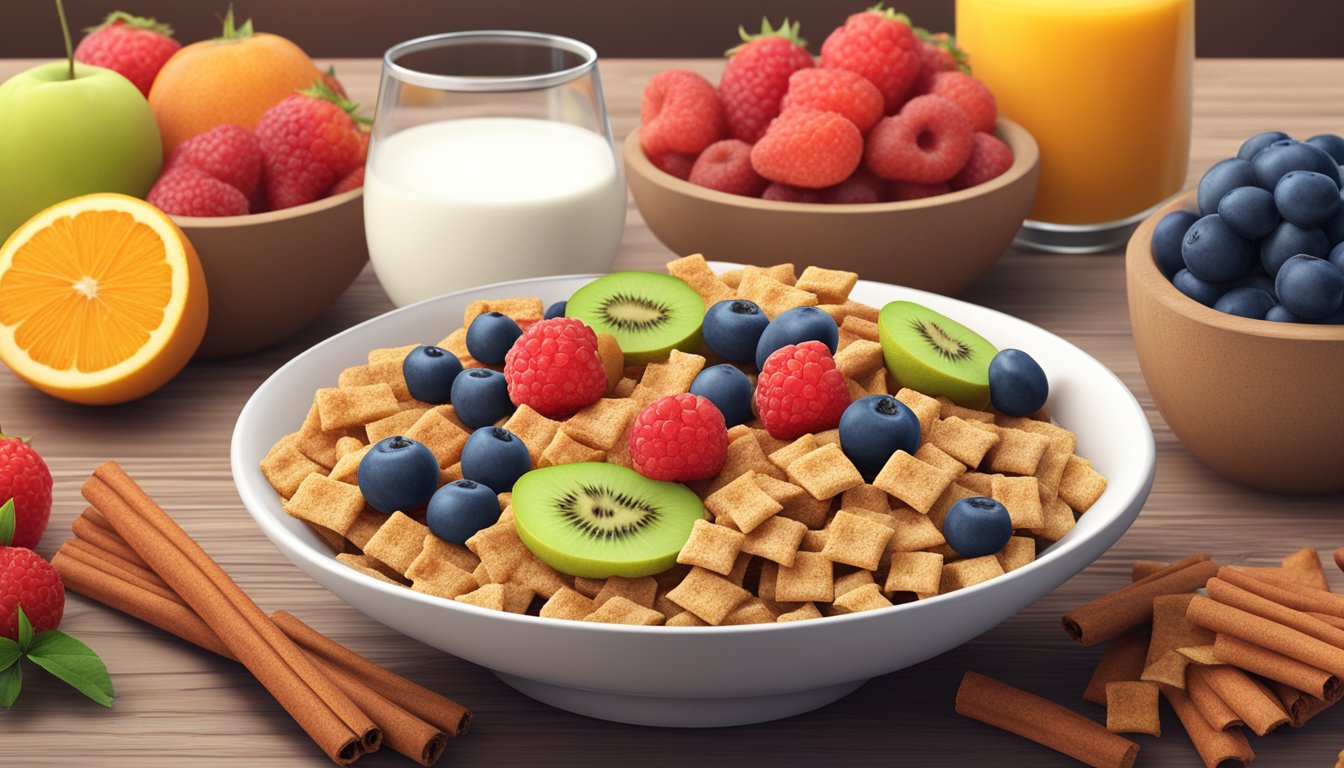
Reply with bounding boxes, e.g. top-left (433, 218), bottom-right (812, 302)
top-left (639, 69), bottom-right (726, 160)
top-left (911, 30), bottom-right (968, 95)
top-left (949, 132), bottom-right (1014, 190)
top-left (865, 95), bottom-right (974, 184)
top-left (0, 547), bottom-right (63, 641)
top-left (148, 166), bottom-right (250, 217)
top-left (0, 430), bottom-right (51, 550)
top-left (718, 18), bottom-right (814, 143)
top-left (167, 124), bottom-right (263, 197)
top-left (750, 108), bottom-right (863, 189)
top-left (688, 139), bottom-right (767, 197)
top-left (74, 12), bottom-right (180, 98)
top-left (256, 81), bottom-right (368, 211)
top-left (930, 71), bottom-right (998, 133)
top-left (820, 5), bottom-right (921, 114)
top-left (781, 67), bottom-right (885, 135)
